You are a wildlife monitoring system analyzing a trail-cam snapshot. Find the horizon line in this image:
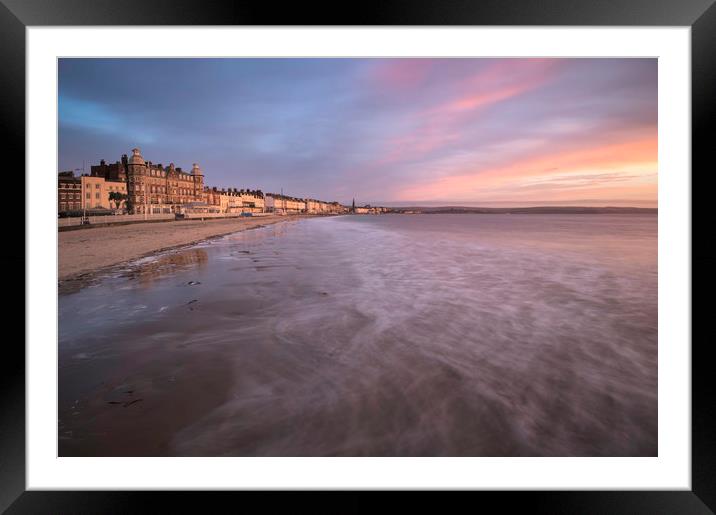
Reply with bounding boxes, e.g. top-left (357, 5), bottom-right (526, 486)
top-left (349, 200), bottom-right (658, 209)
